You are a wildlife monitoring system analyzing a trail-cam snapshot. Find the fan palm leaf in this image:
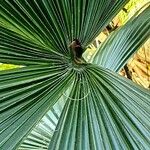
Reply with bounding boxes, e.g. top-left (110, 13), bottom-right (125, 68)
top-left (0, 0), bottom-right (150, 150)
